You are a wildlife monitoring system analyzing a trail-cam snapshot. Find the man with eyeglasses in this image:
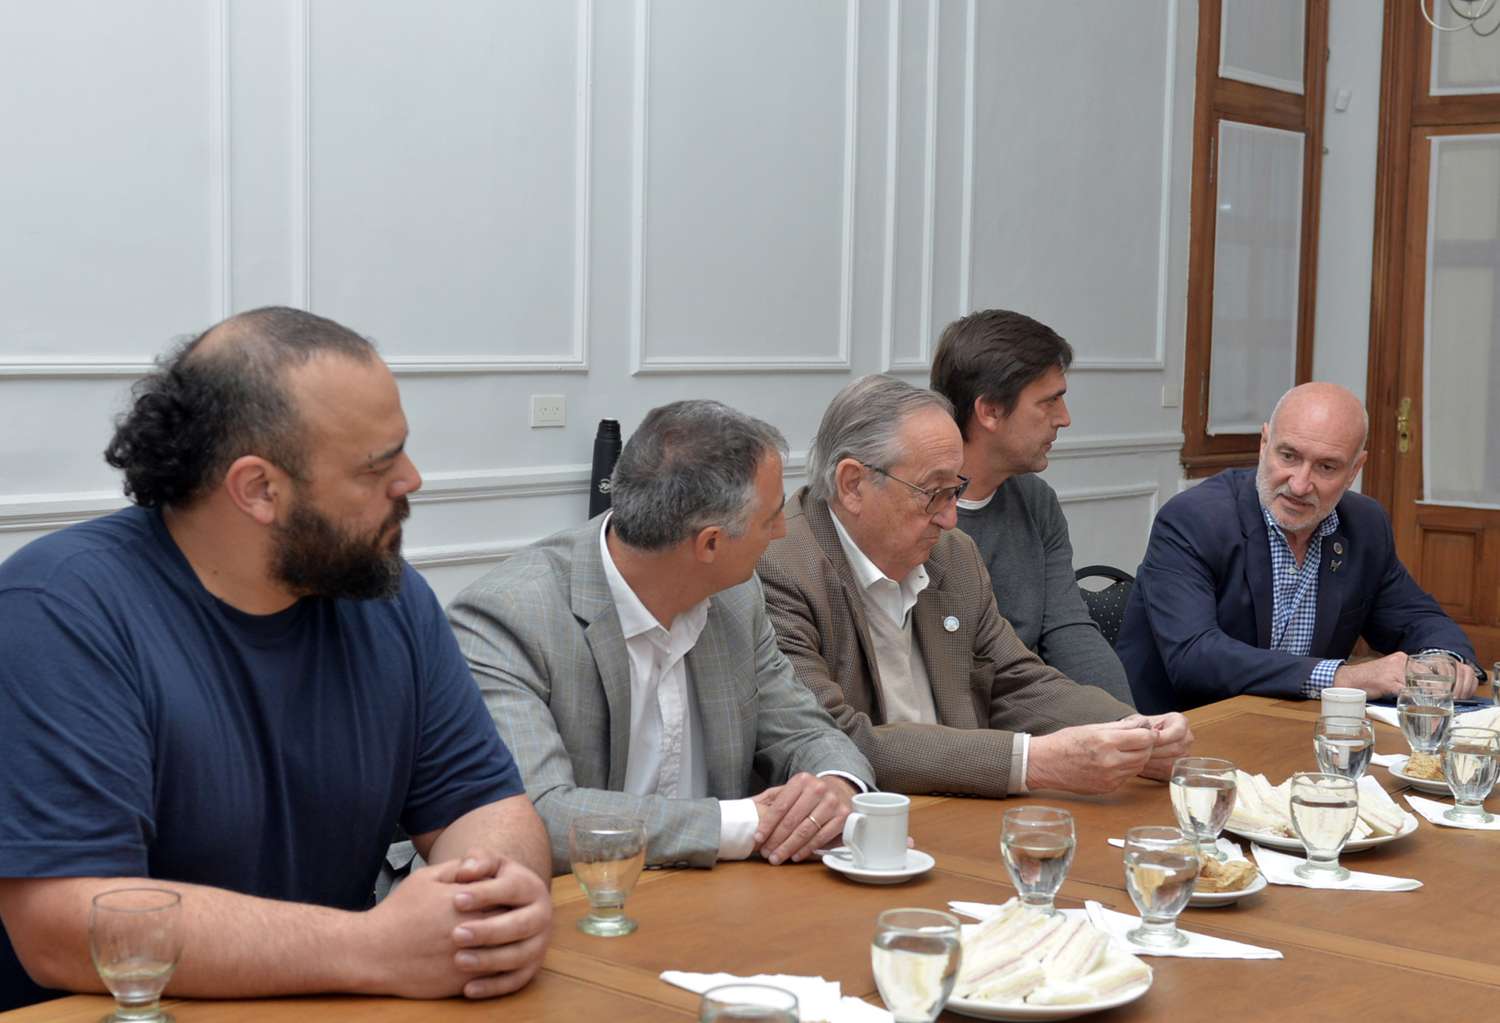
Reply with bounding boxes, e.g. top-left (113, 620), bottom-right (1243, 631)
top-left (758, 375), bottom-right (1192, 798)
